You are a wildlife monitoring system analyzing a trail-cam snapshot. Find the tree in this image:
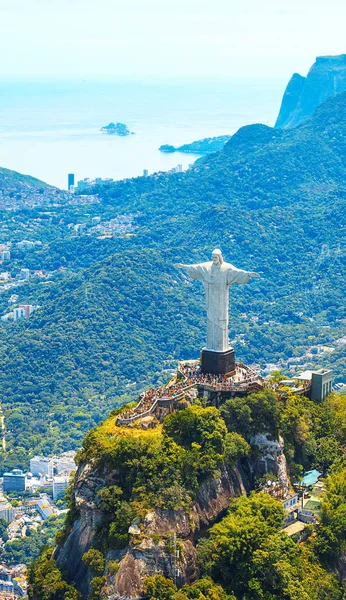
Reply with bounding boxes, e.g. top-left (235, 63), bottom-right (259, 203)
top-left (144, 574), bottom-right (177, 600)
top-left (82, 548), bottom-right (105, 576)
top-left (0, 517), bottom-right (8, 542)
top-left (163, 406), bottom-right (228, 455)
top-left (220, 390), bottom-right (280, 439)
top-left (27, 549), bottom-right (79, 599)
top-left (197, 491), bottom-right (343, 599)
top-left (198, 492), bottom-right (285, 595)
top-left (181, 577), bottom-right (235, 599)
